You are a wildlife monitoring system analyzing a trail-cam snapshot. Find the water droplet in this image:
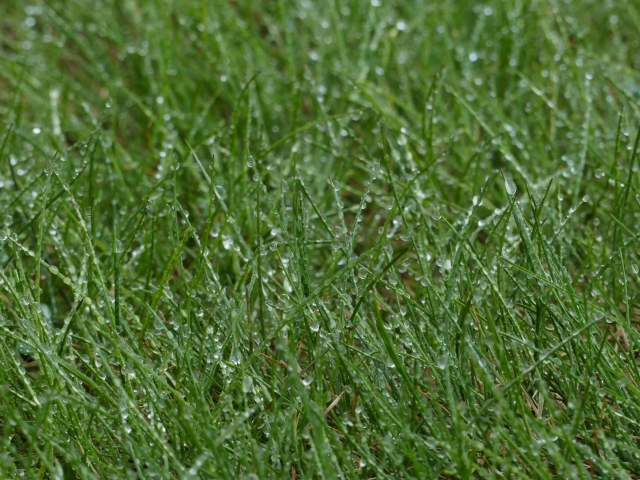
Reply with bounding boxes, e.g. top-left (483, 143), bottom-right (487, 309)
top-left (399, 228), bottom-right (411, 241)
top-left (437, 353), bottom-right (448, 370)
top-left (0, 230), bottom-right (7, 241)
top-left (302, 375), bottom-right (314, 387)
top-left (229, 350), bottom-right (241, 365)
top-left (243, 375), bottom-right (253, 393)
top-left (504, 177), bottom-right (517, 195)
top-left (358, 266), bottom-right (367, 279)
top-left (215, 185), bottom-right (227, 200)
